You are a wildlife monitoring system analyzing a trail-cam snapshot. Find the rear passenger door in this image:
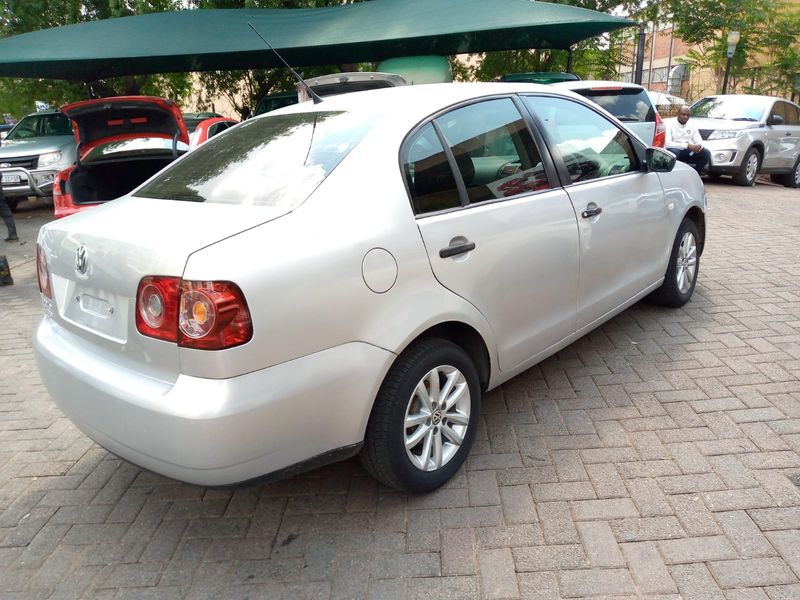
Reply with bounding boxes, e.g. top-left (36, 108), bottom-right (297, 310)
top-left (407, 97), bottom-right (580, 372)
top-left (521, 95), bottom-right (671, 330)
